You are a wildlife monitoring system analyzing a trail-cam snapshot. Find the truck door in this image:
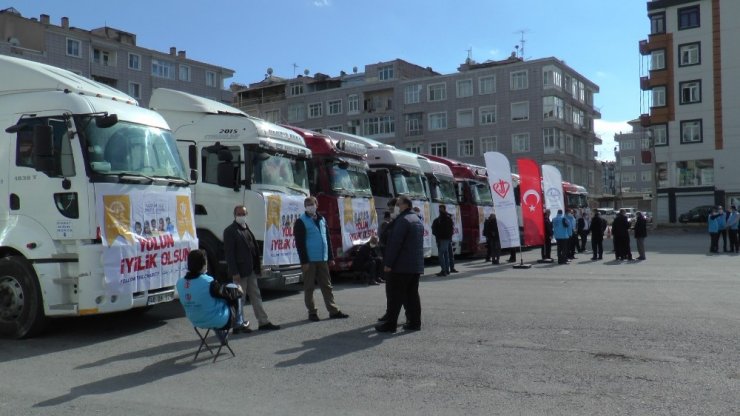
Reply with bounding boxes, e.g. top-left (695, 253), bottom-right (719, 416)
top-left (8, 116), bottom-right (89, 240)
top-left (198, 142), bottom-right (244, 230)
